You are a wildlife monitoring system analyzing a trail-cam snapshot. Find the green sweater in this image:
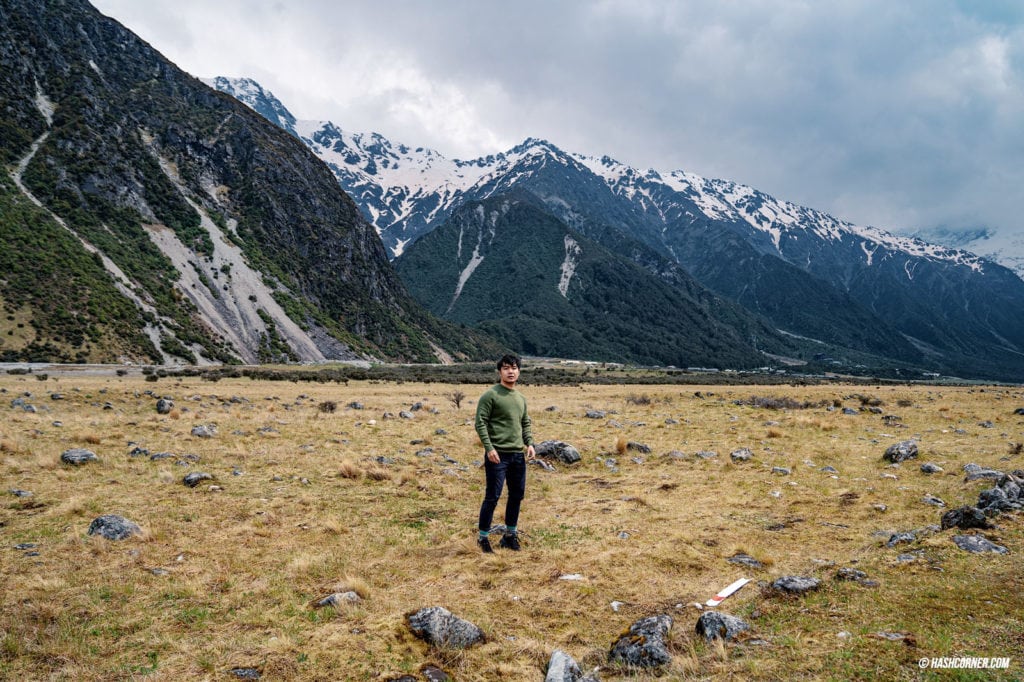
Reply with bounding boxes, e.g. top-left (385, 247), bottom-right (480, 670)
top-left (474, 384), bottom-right (533, 453)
